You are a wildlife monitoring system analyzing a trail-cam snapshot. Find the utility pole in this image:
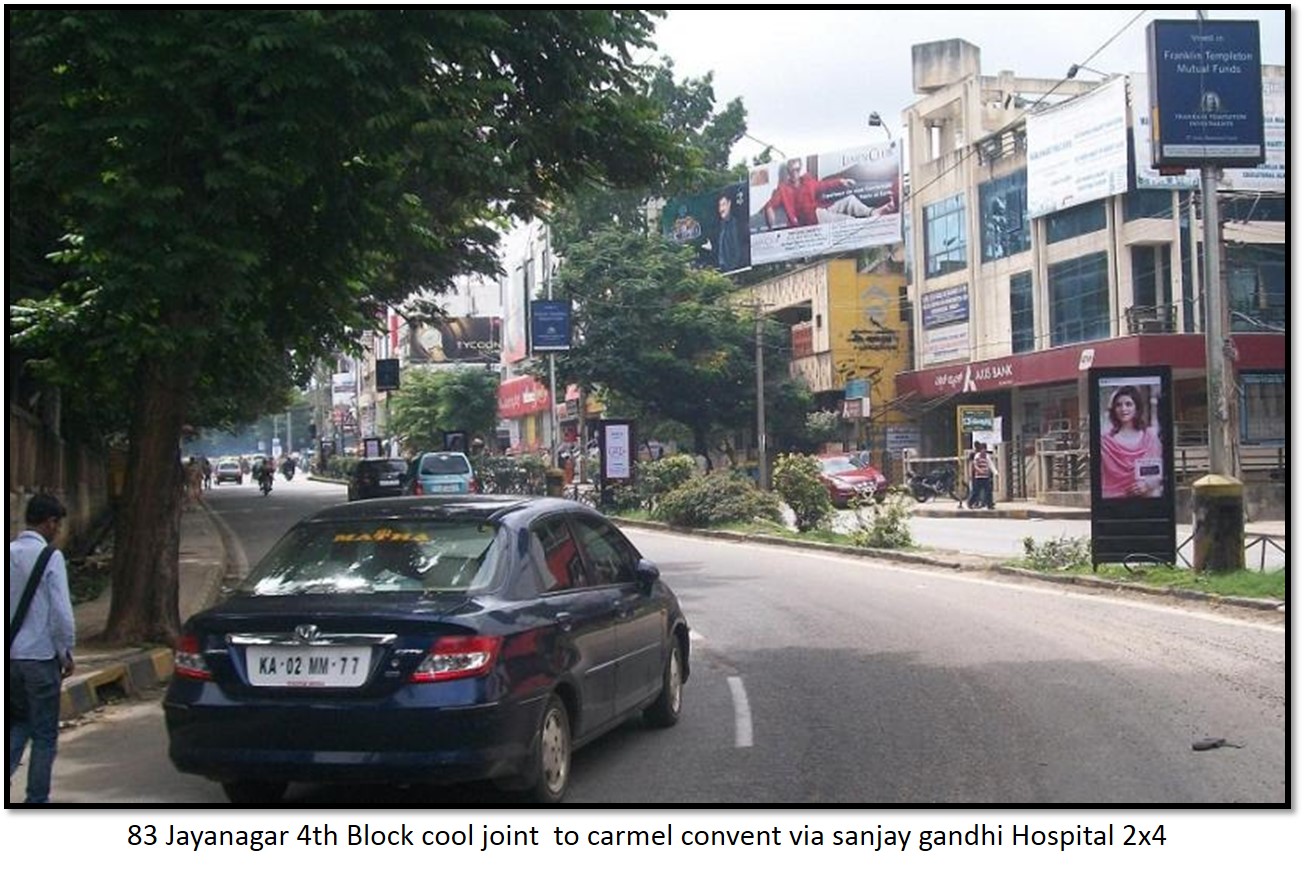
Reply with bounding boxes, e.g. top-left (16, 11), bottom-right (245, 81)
top-left (754, 295), bottom-right (768, 490)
